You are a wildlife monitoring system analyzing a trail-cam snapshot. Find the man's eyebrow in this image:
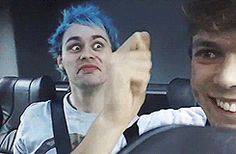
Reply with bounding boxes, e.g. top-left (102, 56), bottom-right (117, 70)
top-left (92, 35), bottom-right (108, 43)
top-left (64, 35), bottom-right (108, 44)
top-left (65, 36), bottom-right (81, 44)
top-left (192, 39), bottom-right (221, 49)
